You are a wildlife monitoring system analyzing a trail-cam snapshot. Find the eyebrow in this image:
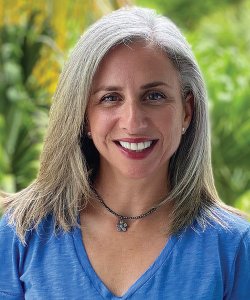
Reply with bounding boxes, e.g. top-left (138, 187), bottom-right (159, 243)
top-left (92, 81), bottom-right (170, 95)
